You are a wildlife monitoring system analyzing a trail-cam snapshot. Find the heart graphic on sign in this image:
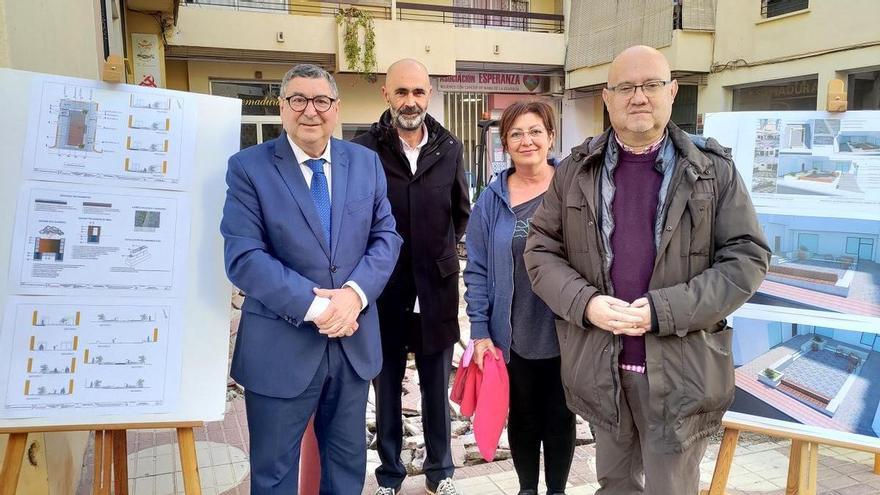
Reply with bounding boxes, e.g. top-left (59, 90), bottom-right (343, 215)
top-left (523, 75), bottom-right (540, 92)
